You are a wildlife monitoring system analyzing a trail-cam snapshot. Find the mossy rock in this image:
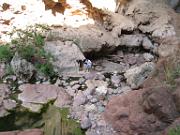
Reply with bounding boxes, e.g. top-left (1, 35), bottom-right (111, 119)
top-left (43, 106), bottom-right (85, 135)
